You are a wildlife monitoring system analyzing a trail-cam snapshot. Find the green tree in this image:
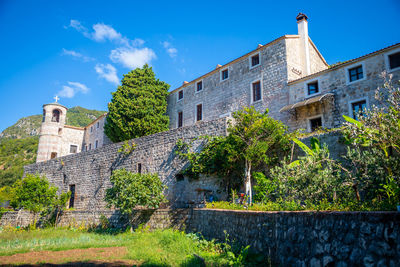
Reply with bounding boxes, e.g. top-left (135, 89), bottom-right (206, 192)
top-left (177, 107), bottom-right (291, 204)
top-left (105, 169), bottom-right (166, 227)
top-left (104, 65), bottom-right (170, 142)
top-left (10, 174), bottom-right (70, 218)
